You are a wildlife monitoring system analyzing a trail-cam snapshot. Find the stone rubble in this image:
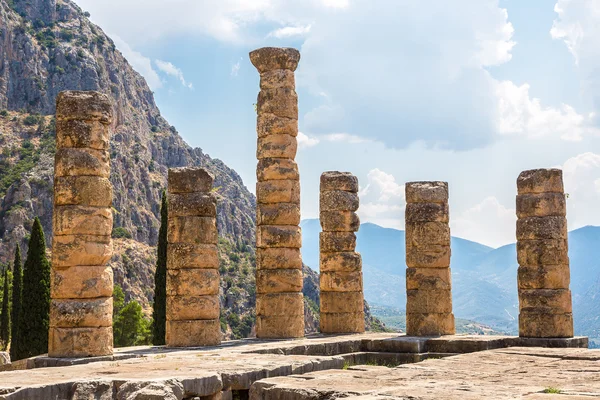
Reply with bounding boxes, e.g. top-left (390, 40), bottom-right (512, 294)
top-left (49, 90), bottom-right (114, 358)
